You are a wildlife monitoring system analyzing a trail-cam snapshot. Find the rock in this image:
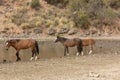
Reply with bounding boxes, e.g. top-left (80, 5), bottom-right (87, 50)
top-left (85, 31), bottom-right (90, 35)
top-left (47, 28), bottom-right (56, 35)
top-left (4, 27), bottom-right (9, 31)
top-left (1, 30), bottom-right (7, 33)
top-left (88, 72), bottom-right (100, 78)
top-left (68, 29), bottom-right (78, 35)
top-left (90, 30), bottom-right (98, 35)
top-left (84, 30), bottom-right (98, 36)
top-left (103, 32), bottom-right (111, 37)
top-left (23, 30), bottom-right (32, 35)
top-left (58, 27), bottom-right (69, 34)
top-left (33, 28), bottom-right (42, 34)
